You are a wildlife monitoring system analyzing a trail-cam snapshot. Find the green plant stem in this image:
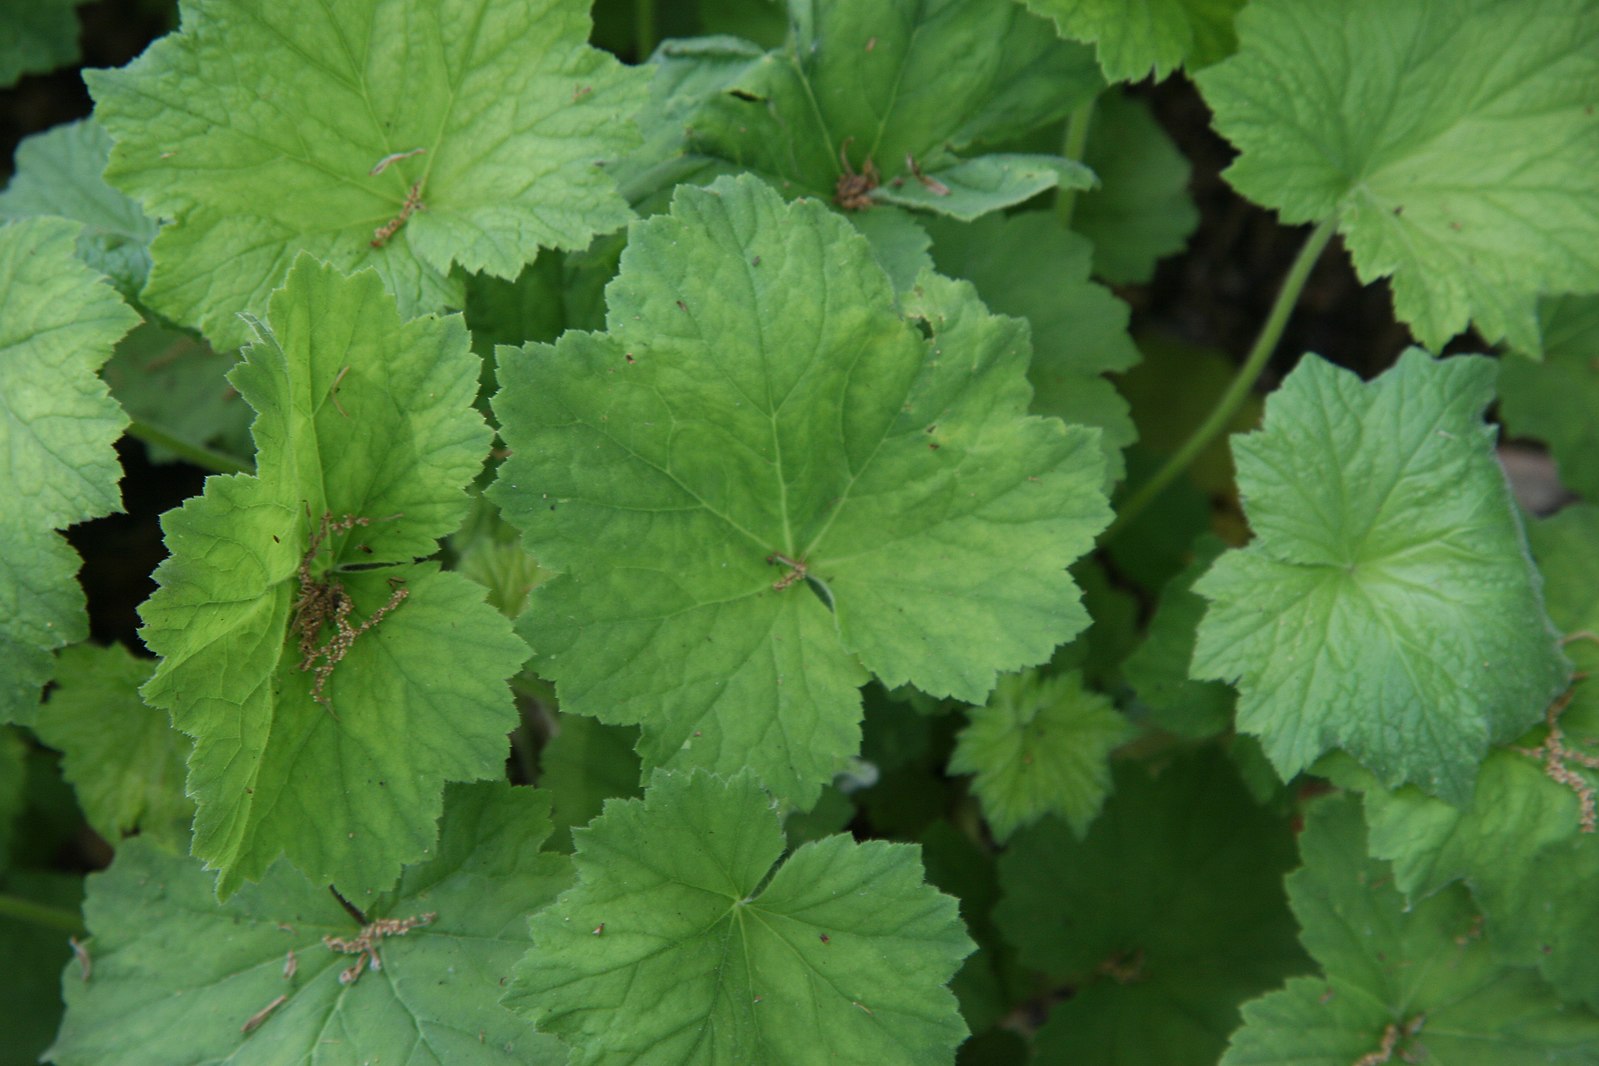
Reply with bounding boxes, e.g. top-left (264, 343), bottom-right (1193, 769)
top-left (0, 892), bottom-right (85, 935)
top-left (1104, 217), bottom-right (1338, 540)
top-left (1054, 96), bottom-right (1097, 228)
top-left (126, 419), bottom-right (253, 476)
top-left (634, 0), bottom-right (656, 60)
